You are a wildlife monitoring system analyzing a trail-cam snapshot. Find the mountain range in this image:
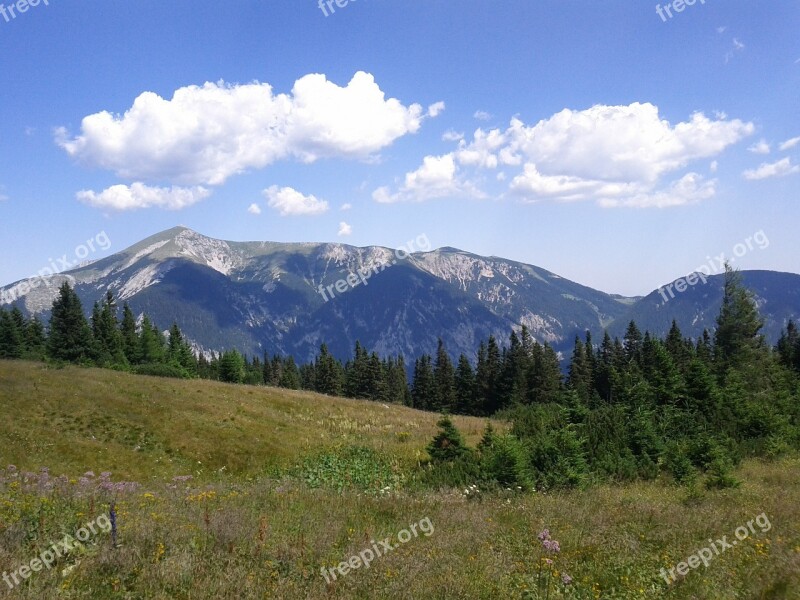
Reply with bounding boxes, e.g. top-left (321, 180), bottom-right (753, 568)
top-left (2, 226), bottom-right (798, 362)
